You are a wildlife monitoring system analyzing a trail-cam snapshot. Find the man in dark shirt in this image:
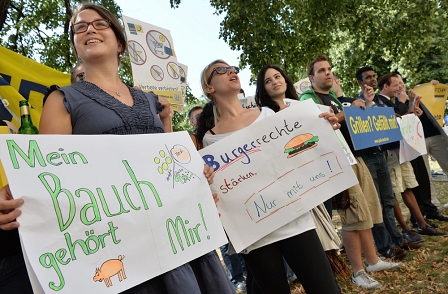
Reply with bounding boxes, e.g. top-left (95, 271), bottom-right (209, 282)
top-left (395, 76), bottom-right (448, 221)
top-left (301, 55), bottom-right (403, 289)
top-left (356, 69), bottom-right (446, 237)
